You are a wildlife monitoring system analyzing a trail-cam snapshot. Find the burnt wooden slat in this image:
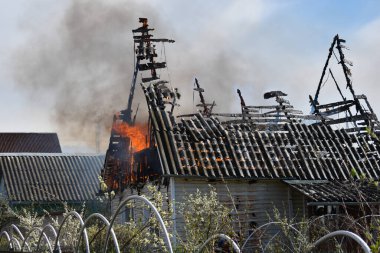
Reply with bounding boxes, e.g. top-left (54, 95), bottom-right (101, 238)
top-left (245, 132), bottom-right (263, 177)
top-left (188, 118), bottom-right (206, 141)
top-left (256, 132), bottom-right (279, 178)
top-left (241, 131), bottom-right (257, 177)
top-left (278, 132), bottom-right (300, 178)
top-left (192, 117), bottom-right (212, 140)
top-left (307, 125), bottom-right (334, 180)
top-left (204, 140), bottom-right (223, 177)
top-left (194, 142), bottom-right (209, 177)
top-left (324, 127), bottom-right (351, 180)
top-left (224, 129), bottom-right (245, 177)
top-left (184, 142), bottom-right (200, 176)
top-left (181, 119), bottom-right (200, 142)
top-left (150, 105), bottom-right (171, 175)
top-left (196, 113), bottom-right (217, 139)
top-left (231, 129), bottom-right (251, 177)
top-left (217, 137), bottom-right (236, 177)
top-left (342, 130), bottom-right (379, 179)
top-left (161, 110), bottom-right (184, 175)
top-left (209, 138), bottom-right (230, 177)
top-left (175, 136), bottom-right (190, 175)
top-left (208, 117), bottom-right (223, 137)
top-left (155, 107), bottom-right (177, 174)
top-left (199, 141), bottom-right (216, 177)
top-left (300, 124), bottom-right (325, 179)
top-left (317, 125), bottom-right (347, 179)
top-left (287, 124), bottom-right (315, 179)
